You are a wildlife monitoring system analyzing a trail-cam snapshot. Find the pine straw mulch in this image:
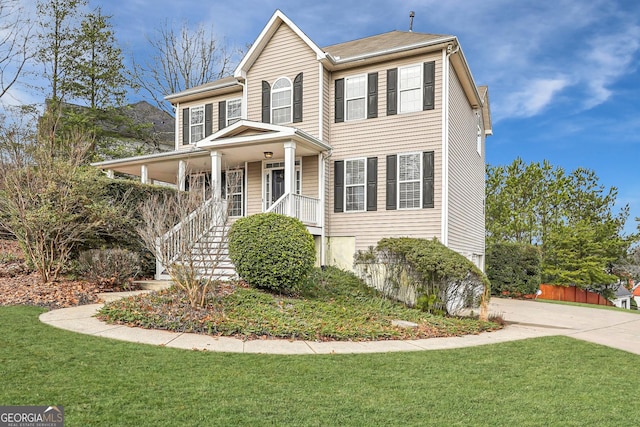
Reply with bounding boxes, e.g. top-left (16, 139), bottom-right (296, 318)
top-left (0, 239), bottom-right (124, 310)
